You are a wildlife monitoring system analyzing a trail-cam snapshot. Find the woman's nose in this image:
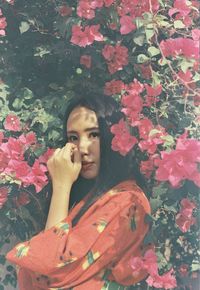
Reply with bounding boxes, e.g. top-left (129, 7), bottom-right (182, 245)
top-left (78, 137), bottom-right (90, 154)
